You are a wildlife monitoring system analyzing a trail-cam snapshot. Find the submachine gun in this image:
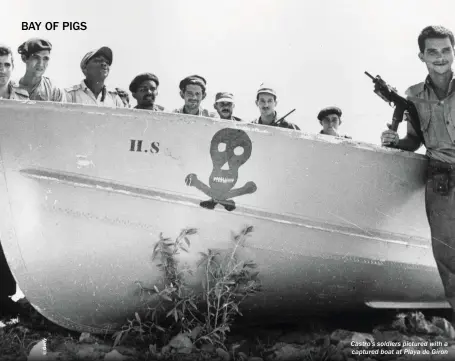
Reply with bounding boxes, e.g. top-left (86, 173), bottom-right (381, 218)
top-left (364, 71), bottom-right (424, 144)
